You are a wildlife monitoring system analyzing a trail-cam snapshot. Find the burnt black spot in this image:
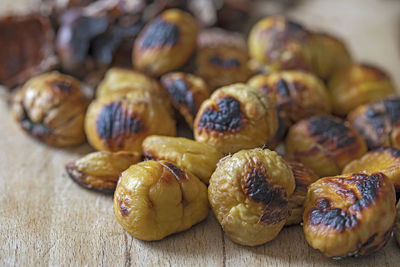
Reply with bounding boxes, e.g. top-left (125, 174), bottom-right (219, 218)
top-left (309, 173), bottom-right (384, 231)
top-left (384, 98), bottom-right (400, 125)
top-left (375, 147), bottom-right (400, 158)
top-left (51, 80), bottom-right (73, 93)
top-left (366, 106), bottom-right (386, 131)
top-left (198, 97), bottom-right (242, 132)
top-left (19, 108), bottom-right (52, 138)
top-left (245, 169), bottom-right (273, 204)
top-left (162, 161), bottom-right (186, 180)
top-left (97, 102), bottom-right (144, 140)
top-left (119, 200), bottom-right (130, 216)
top-left (209, 56), bottom-right (240, 68)
top-left (139, 18), bottom-right (179, 49)
top-left (162, 78), bottom-right (196, 116)
top-left (275, 79), bottom-right (290, 97)
top-left (286, 21), bottom-right (307, 38)
top-left (308, 116), bottom-right (354, 148)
